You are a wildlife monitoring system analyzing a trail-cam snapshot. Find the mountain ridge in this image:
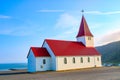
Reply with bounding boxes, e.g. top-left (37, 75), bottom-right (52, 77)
top-left (96, 41), bottom-right (120, 64)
